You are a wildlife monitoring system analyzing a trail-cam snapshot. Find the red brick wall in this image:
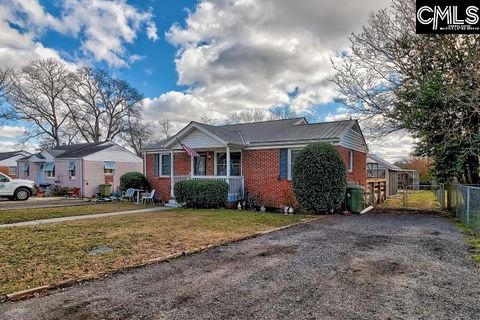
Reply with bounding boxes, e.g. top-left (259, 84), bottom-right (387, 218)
top-left (174, 152), bottom-right (191, 175)
top-left (337, 146), bottom-right (367, 187)
top-left (243, 149), bottom-right (296, 208)
top-left (243, 147), bottom-right (366, 208)
top-left (0, 166), bottom-right (17, 178)
top-left (145, 153), bottom-right (172, 202)
top-left (145, 146), bottom-right (366, 207)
